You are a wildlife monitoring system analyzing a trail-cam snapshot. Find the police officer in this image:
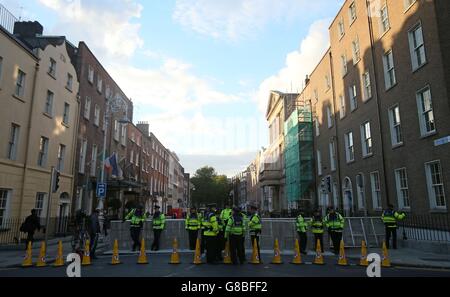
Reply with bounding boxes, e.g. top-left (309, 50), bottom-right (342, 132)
top-left (324, 207), bottom-right (345, 255)
top-left (220, 204), bottom-right (232, 249)
top-left (185, 207), bottom-right (201, 250)
top-left (203, 204), bottom-right (219, 264)
top-left (125, 205), bottom-right (149, 252)
top-left (215, 208), bottom-right (224, 261)
top-left (151, 205), bottom-right (166, 251)
top-left (248, 205), bottom-right (262, 261)
top-left (199, 207), bottom-right (207, 254)
top-left (225, 207), bottom-right (246, 265)
top-left (295, 210), bottom-right (308, 255)
top-left (311, 210), bottom-right (325, 253)
top-left (382, 204), bottom-right (406, 249)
